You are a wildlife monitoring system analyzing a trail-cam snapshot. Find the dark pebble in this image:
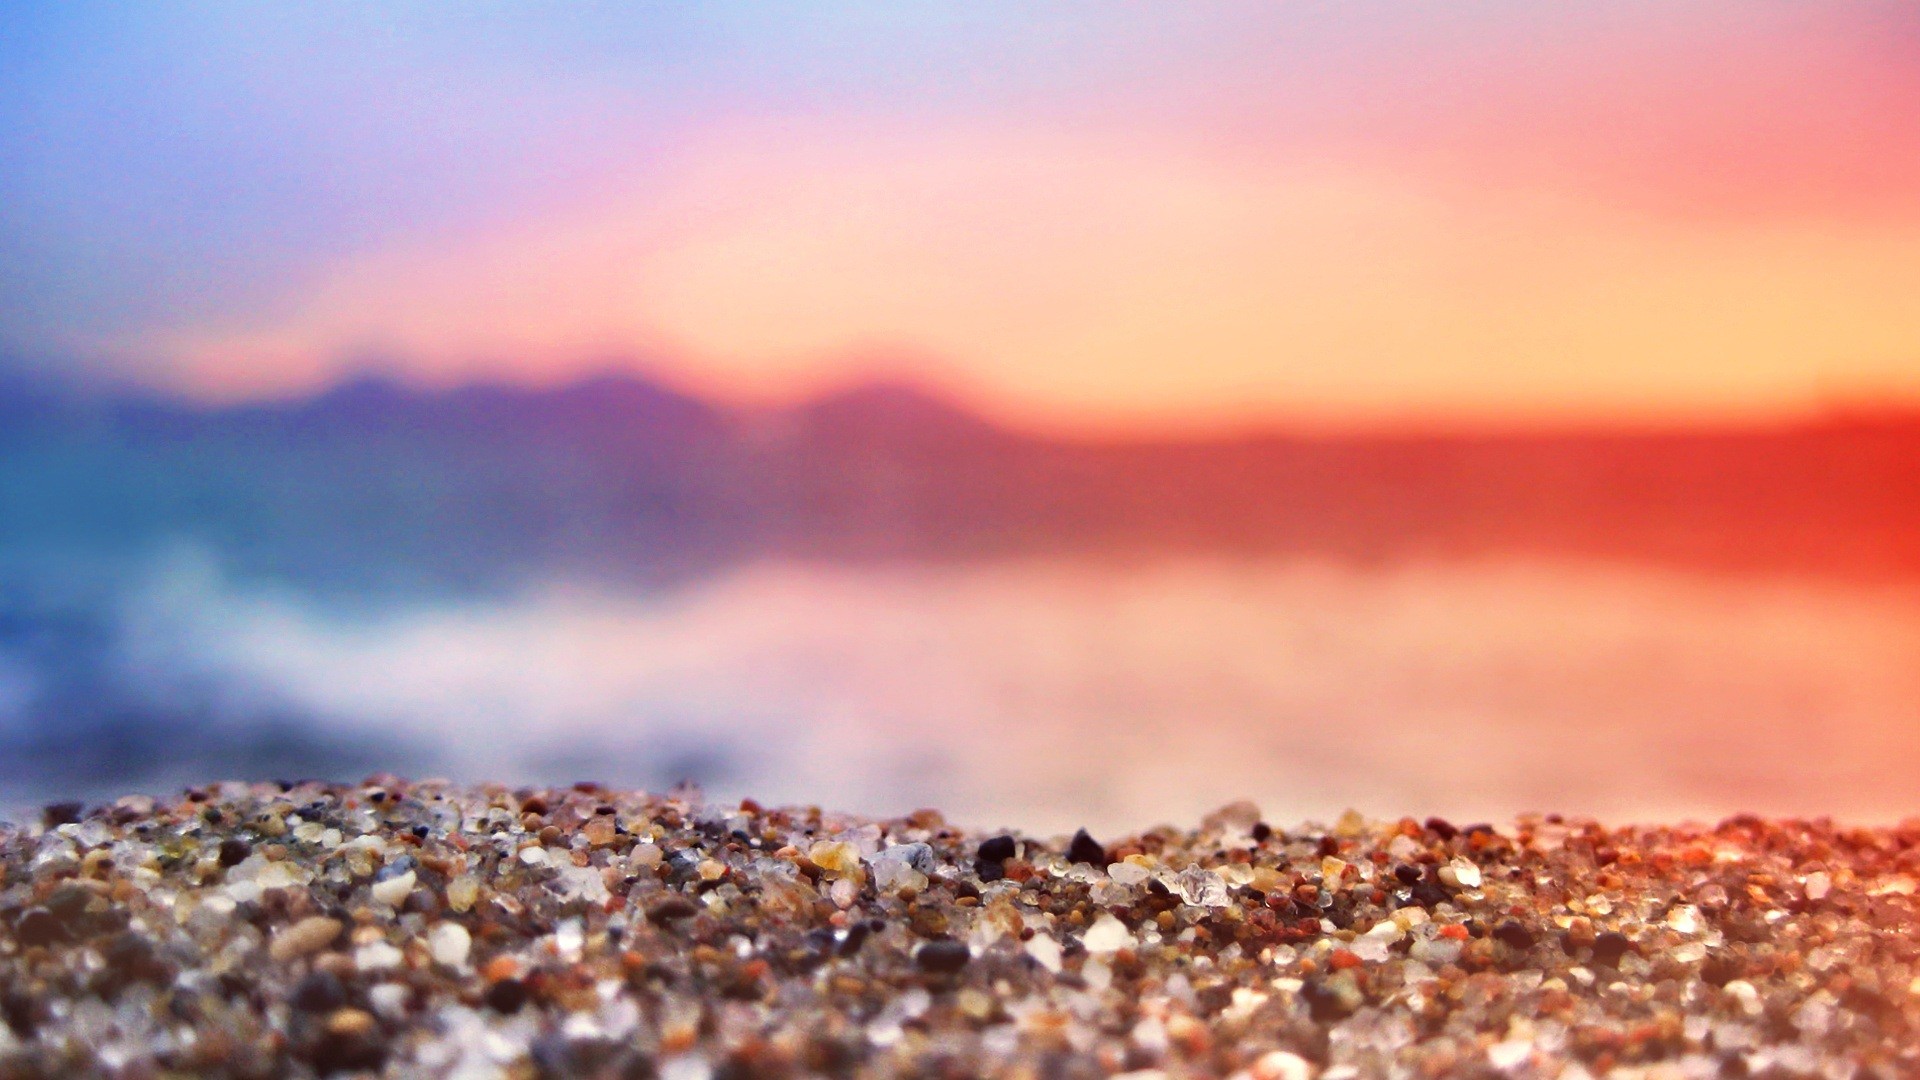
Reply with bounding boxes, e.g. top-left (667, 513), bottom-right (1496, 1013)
top-left (1300, 978), bottom-right (1352, 1022)
top-left (1251, 822), bottom-right (1273, 842)
top-left (975, 859), bottom-right (1006, 883)
top-left (1700, 955), bottom-right (1741, 987)
top-left (1392, 864), bottom-right (1422, 885)
top-left (914, 938), bottom-right (972, 974)
top-left (646, 896), bottom-right (700, 923)
top-left (1493, 920), bottom-right (1534, 950)
top-left (1066, 829), bottom-right (1106, 866)
top-left (290, 971), bottom-right (348, 1013)
top-left (837, 921), bottom-right (870, 957)
top-left (101, 931), bottom-right (170, 985)
top-left (14, 908), bottom-right (66, 947)
top-left (41, 802), bottom-right (84, 828)
top-left (1591, 931), bottom-right (1632, 967)
top-left (308, 1030), bottom-right (387, 1074)
top-left (485, 978), bottom-right (530, 1014)
top-left (977, 835), bottom-right (1018, 863)
top-left (218, 838), bottom-right (252, 867)
top-left (1424, 817), bottom-right (1458, 840)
